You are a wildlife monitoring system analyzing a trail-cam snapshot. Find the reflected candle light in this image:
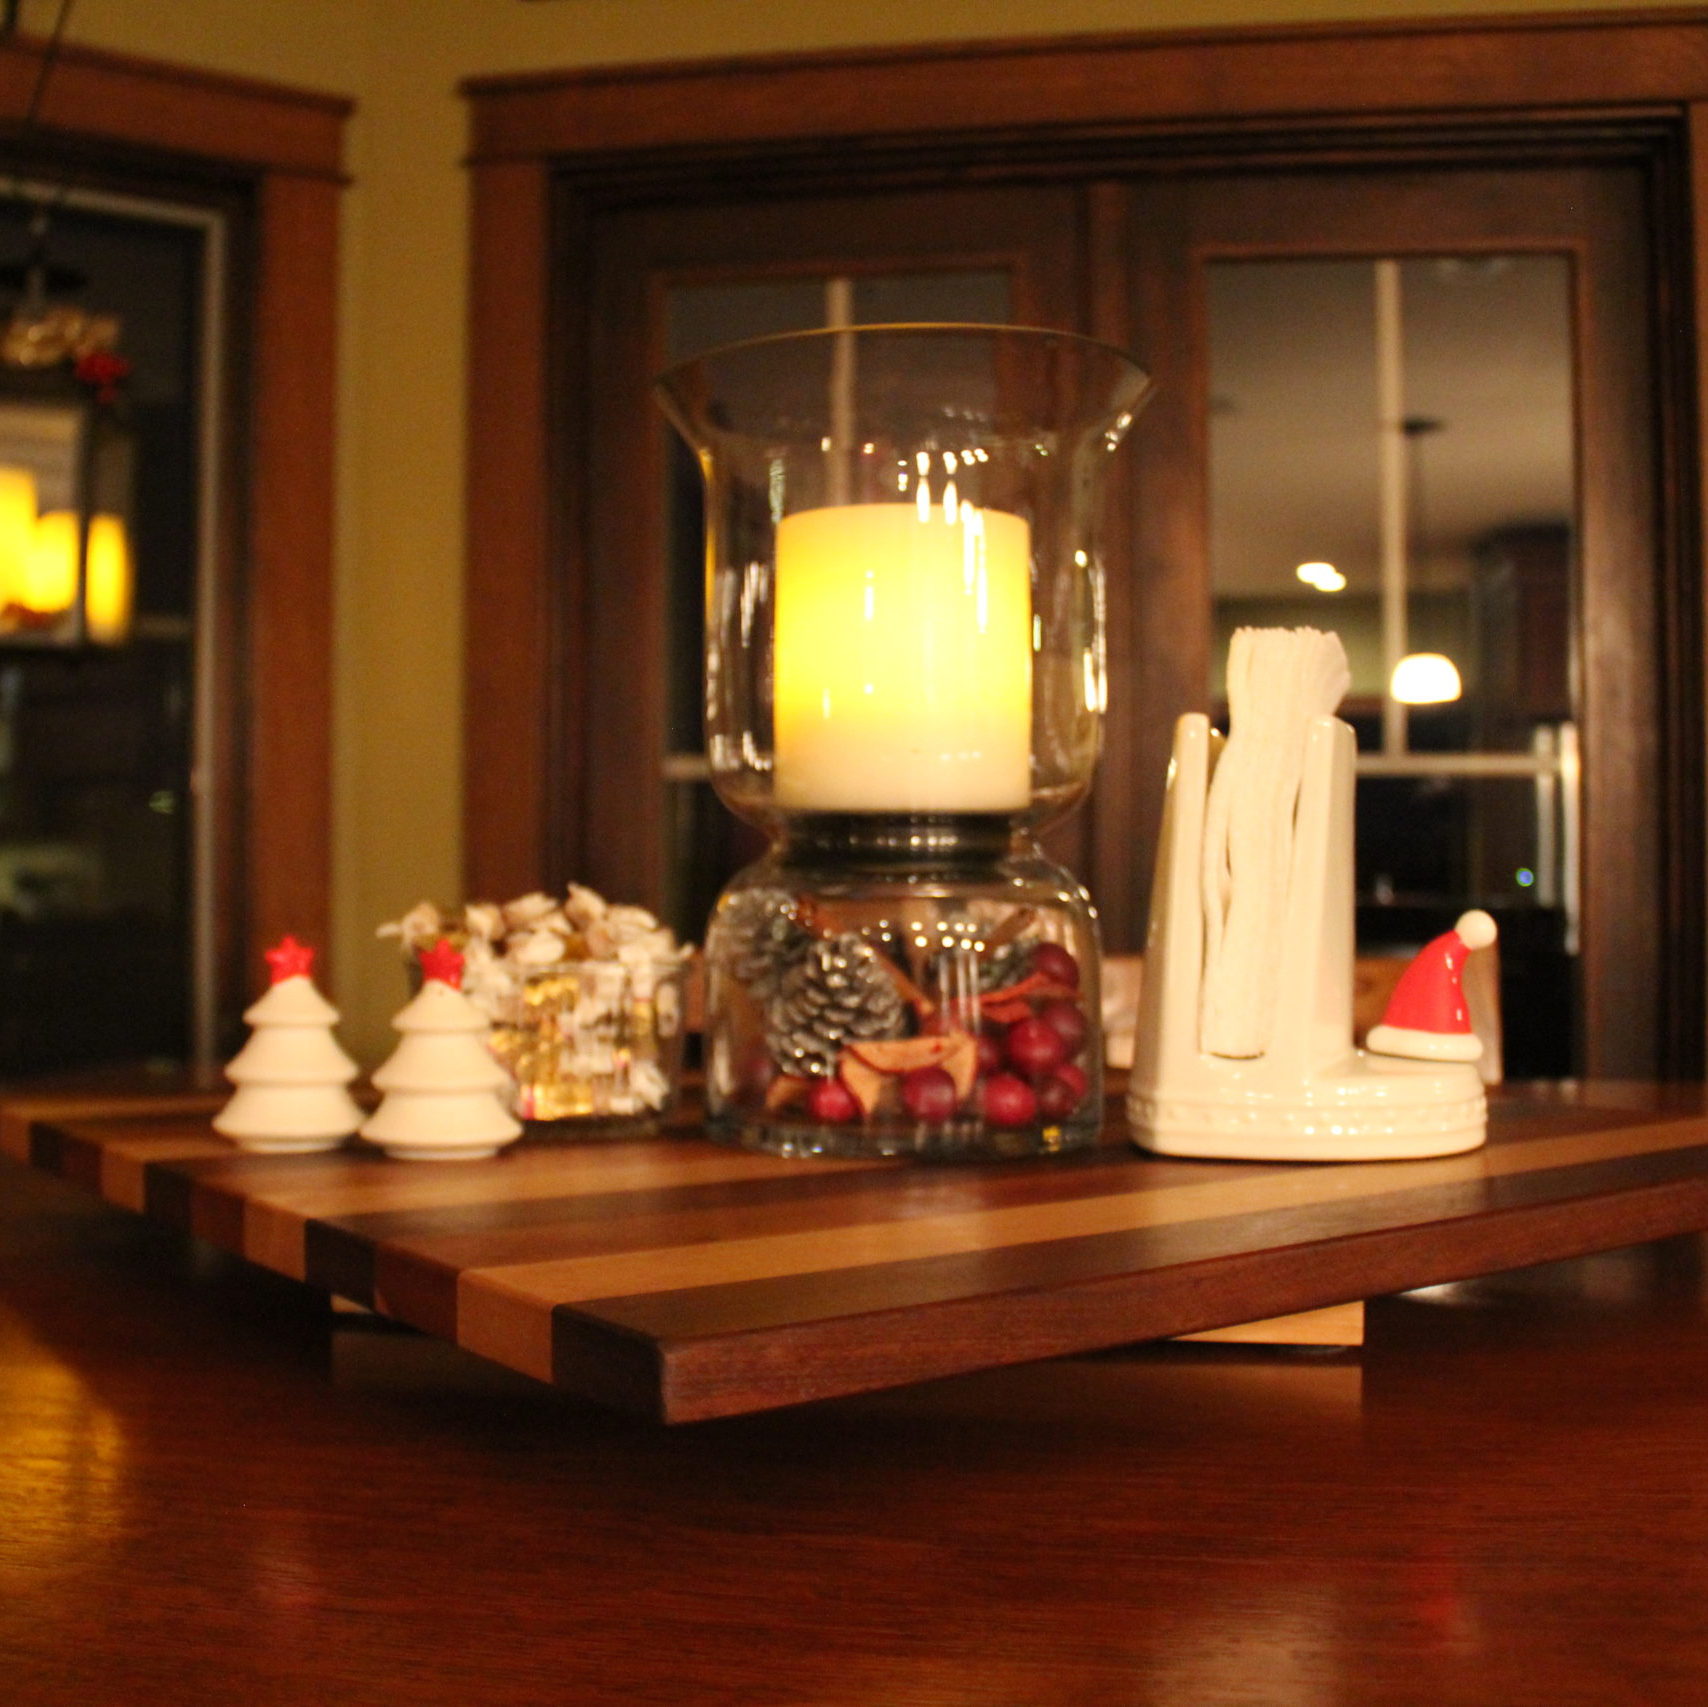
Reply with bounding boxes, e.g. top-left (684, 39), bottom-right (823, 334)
top-left (85, 513), bottom-right (133, 643)
top-left (14, 510), bottom-right (133, 642)
top-left (771, 500), bottom-right (1032, 811)
top-left (20, 509), bottom-right (79, 616)
top-left (0, 466), bottom-right (36, 613)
